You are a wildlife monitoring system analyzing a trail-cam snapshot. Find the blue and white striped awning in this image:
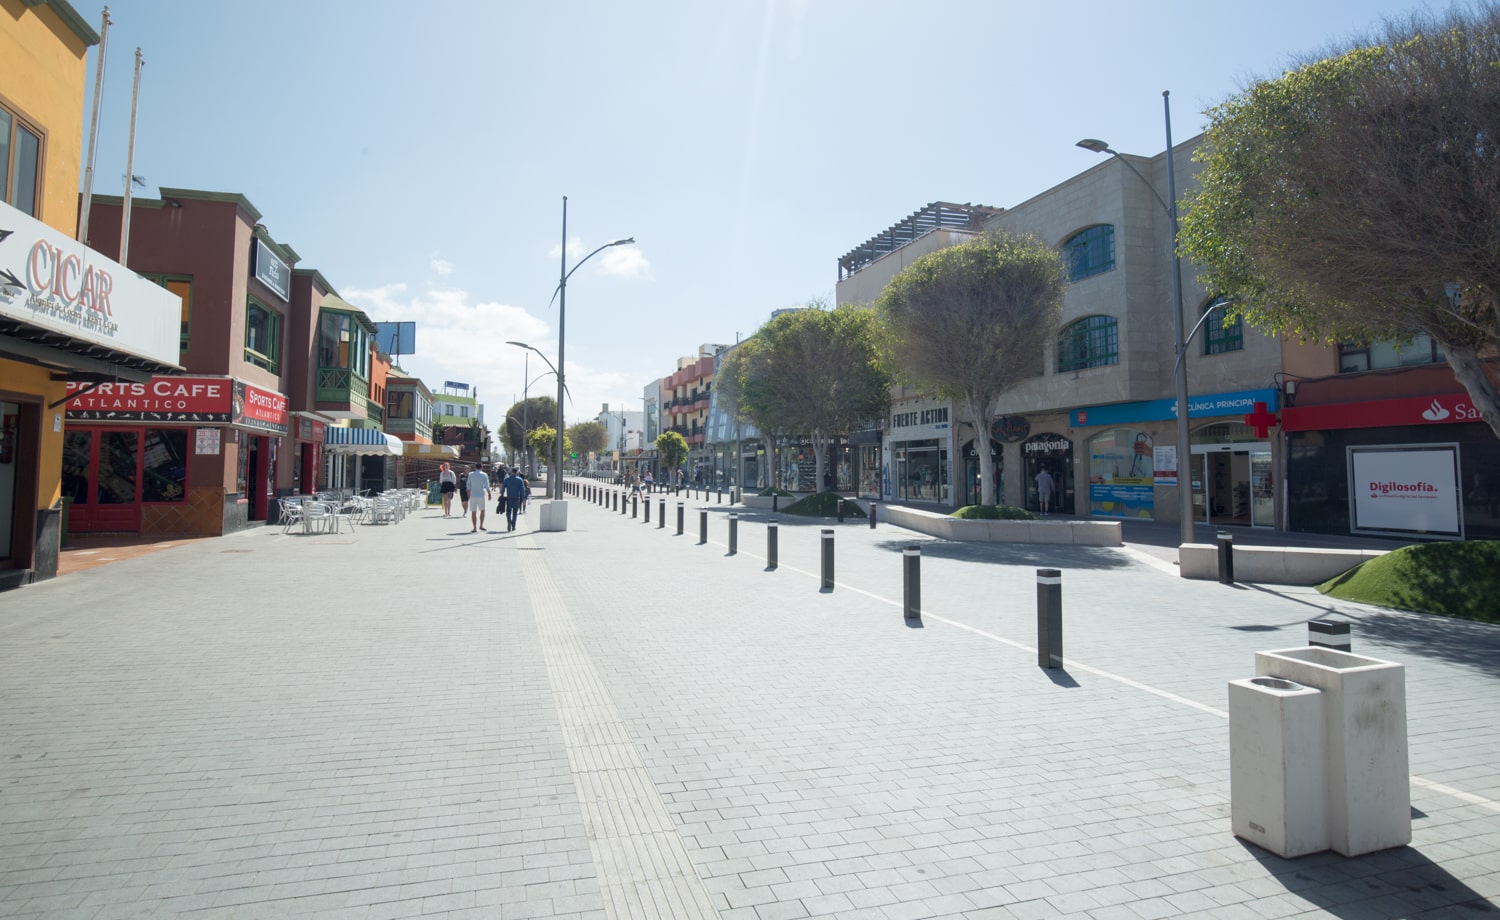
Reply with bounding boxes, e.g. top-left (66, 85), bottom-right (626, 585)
top-left (323, 428), bottom-right (403, 456)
